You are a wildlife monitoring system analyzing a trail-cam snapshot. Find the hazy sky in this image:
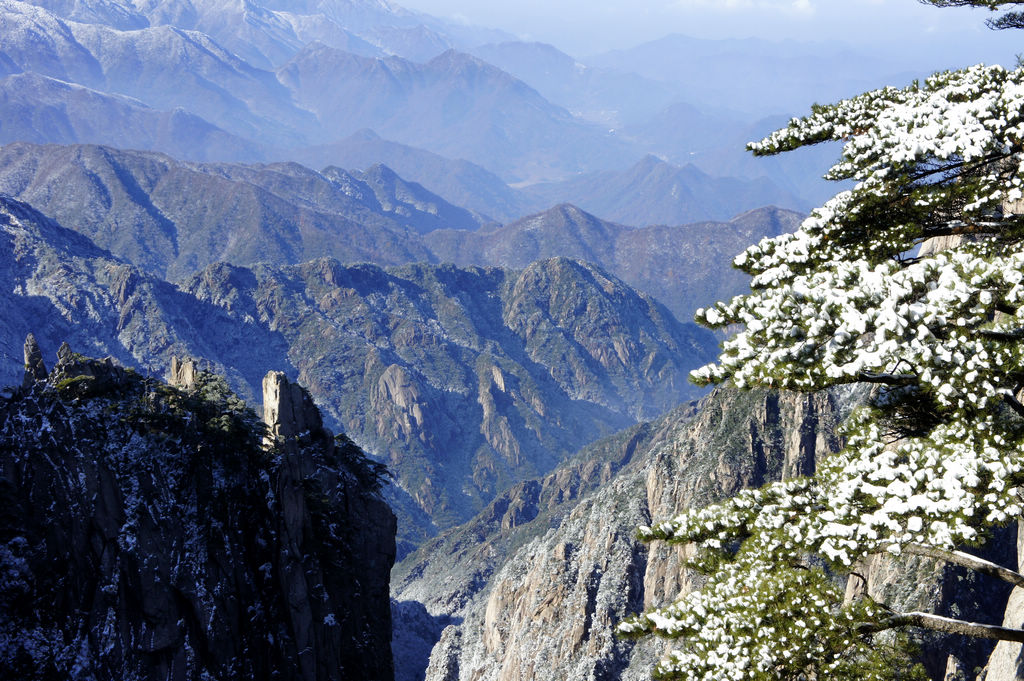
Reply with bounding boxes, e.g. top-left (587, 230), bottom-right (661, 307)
top-left (400, 0), bottom-right (1022, 67)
